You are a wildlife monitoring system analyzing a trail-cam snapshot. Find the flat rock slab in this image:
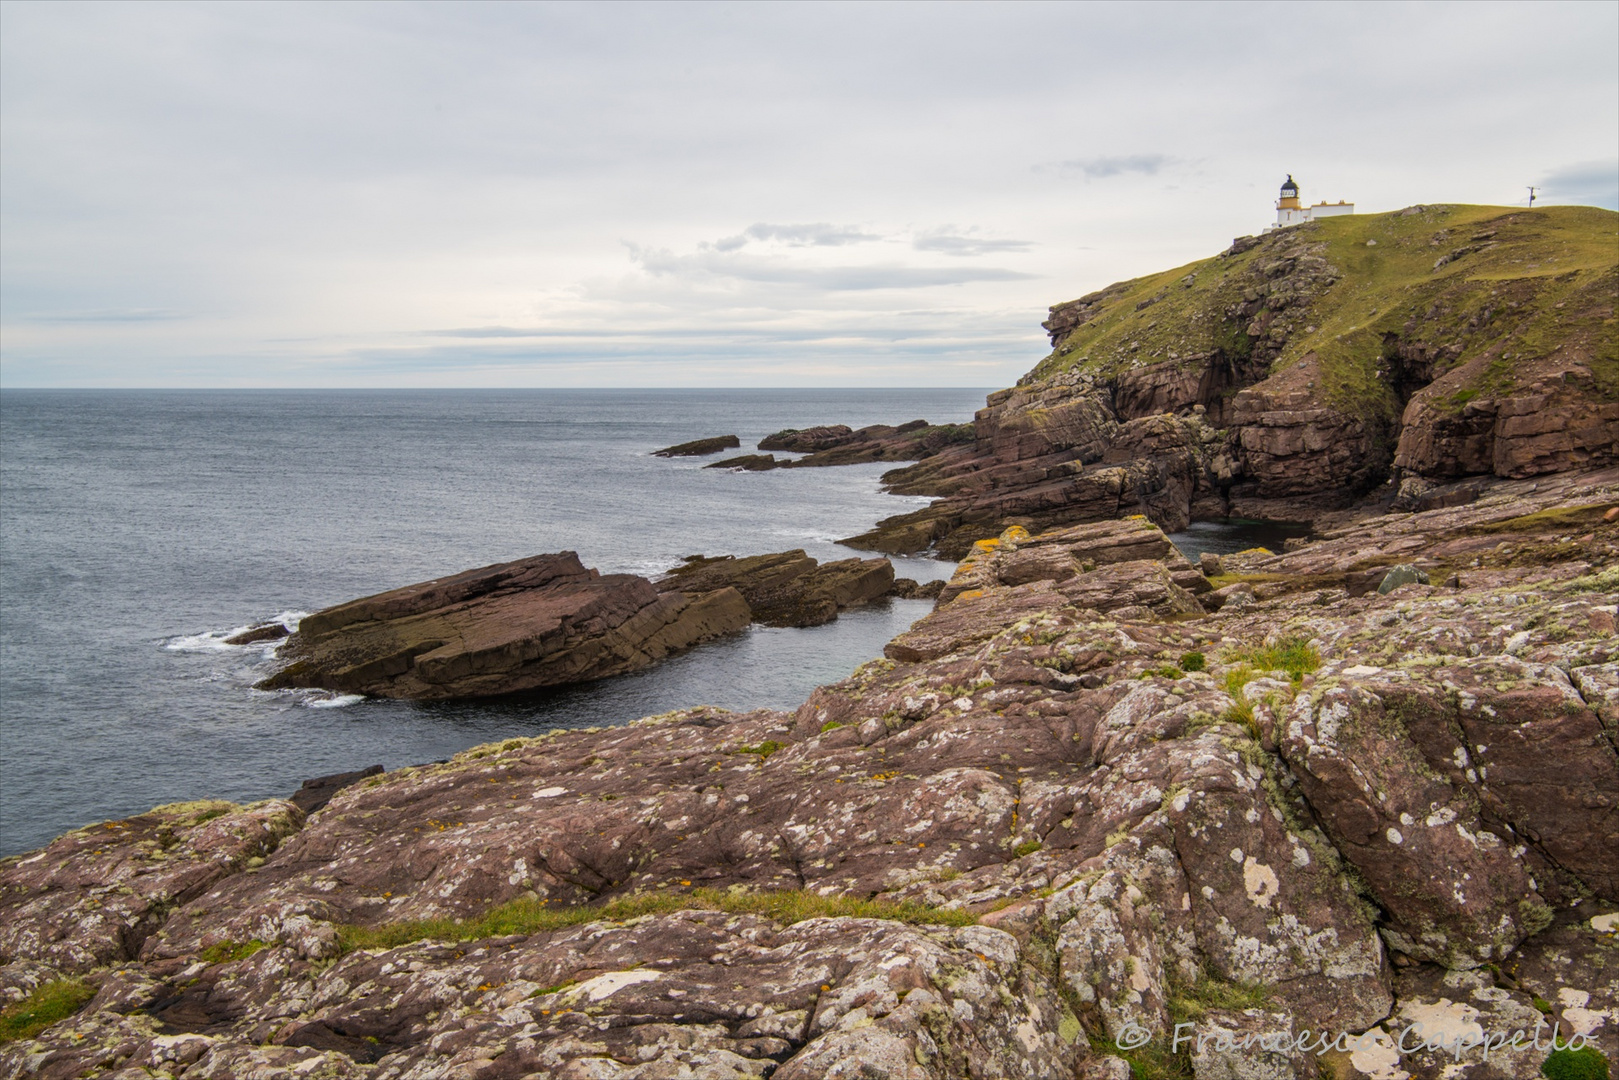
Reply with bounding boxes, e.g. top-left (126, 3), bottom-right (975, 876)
top-left (652, 434), bottom-right (740, 457)
top-left (705, 453), bottom-right (780, 470)
top-left (258, 552), bottom-right (750, 699)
